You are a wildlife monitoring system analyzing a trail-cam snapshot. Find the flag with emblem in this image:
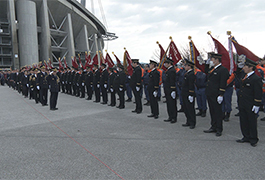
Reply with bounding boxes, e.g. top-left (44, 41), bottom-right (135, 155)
top-left (105, 51), bottom-right (115, 68)
top-left (123, 48), bottom-right (133, 76)
top-left (112, 52), bottom-right (122, 65)
top-left (168, 37), bottom-right (182, 64)
top-left (188, 36), bottom-right (205, 73)
top-left (157, 41), bottom-right (167, 71)
top-left (63, 57), bottom-right (68, 68)
top-left (84, 52), bottom-right (92, 68)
